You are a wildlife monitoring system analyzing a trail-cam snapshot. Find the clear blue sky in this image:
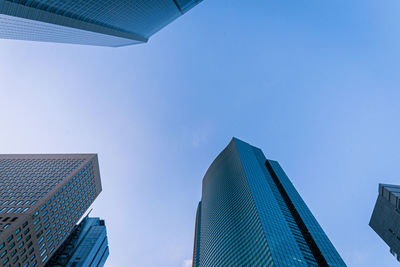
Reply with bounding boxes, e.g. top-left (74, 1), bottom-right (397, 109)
top-left (1, 0), bottom-right (400, 266)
